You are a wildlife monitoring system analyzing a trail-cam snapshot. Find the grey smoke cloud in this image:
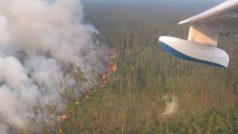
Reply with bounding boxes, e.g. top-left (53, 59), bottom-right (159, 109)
top-left (0, 0), bottom-right (109, 133)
